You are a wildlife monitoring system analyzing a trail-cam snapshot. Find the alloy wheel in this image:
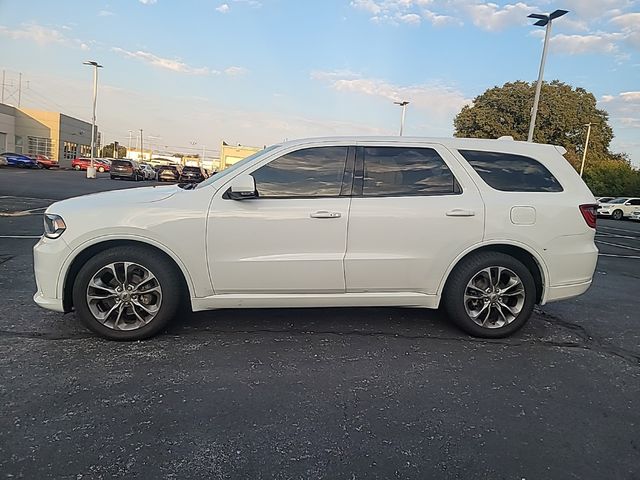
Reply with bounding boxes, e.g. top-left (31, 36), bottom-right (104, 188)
top-left (463, 266), bottom-right (525, 329)
top-left (86, 262), bottom-right (163, 331)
